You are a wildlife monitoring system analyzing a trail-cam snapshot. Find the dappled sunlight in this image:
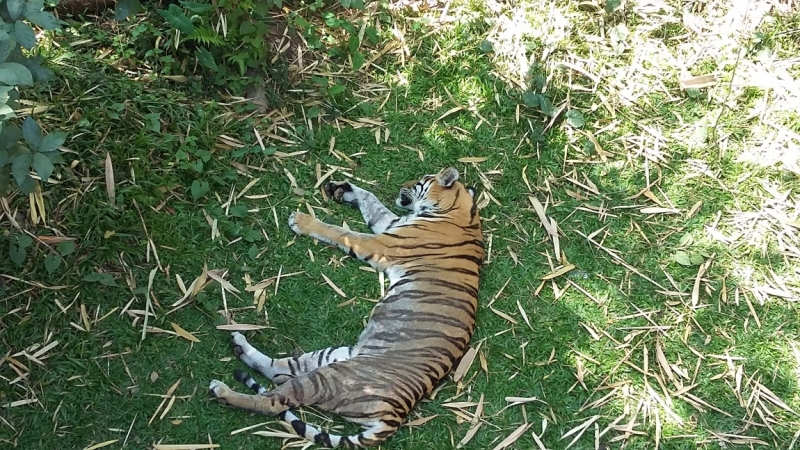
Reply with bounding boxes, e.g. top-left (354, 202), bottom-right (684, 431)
top-left (714, 178), bottom-right (800, 260)
top-left (483, 2), bottom-right (574, 90)
top-left (6, 0), bottom-right (800, 448)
